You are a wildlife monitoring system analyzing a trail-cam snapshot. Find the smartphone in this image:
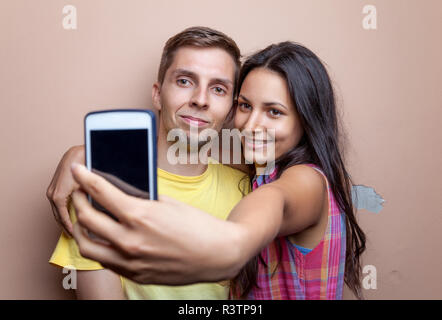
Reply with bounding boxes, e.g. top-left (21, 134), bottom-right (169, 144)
top-left (84, 109), bottom-right (157, 222)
